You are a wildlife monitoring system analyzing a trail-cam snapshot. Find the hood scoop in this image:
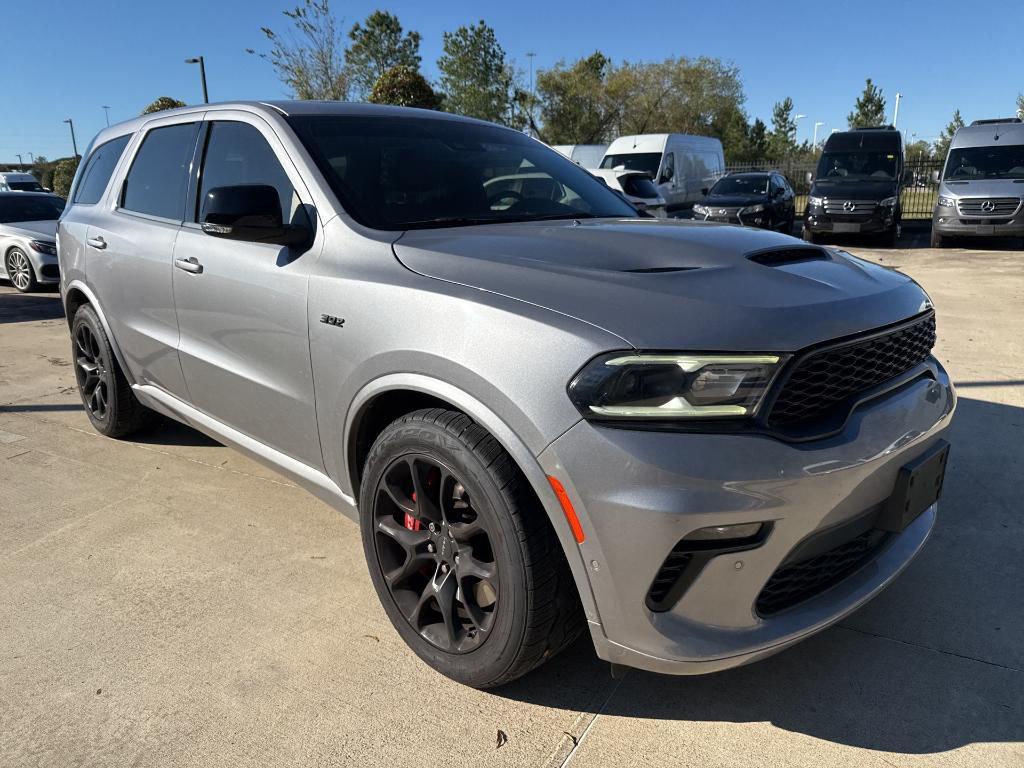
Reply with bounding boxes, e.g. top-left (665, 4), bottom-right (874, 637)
top-left (748, 247), bottom-right (828, 267)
